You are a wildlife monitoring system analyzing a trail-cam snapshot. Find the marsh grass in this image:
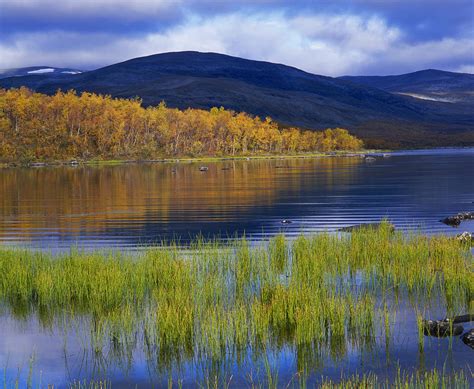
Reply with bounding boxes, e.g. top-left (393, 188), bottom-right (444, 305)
top-left (10, 367), bottom-right (471, 388)
top-left (0, 222), bottom-right (472, 386)
top-left (320, 368), bottom-right (471, 388)
top-left (68, 380), bottom-right (111, 389)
